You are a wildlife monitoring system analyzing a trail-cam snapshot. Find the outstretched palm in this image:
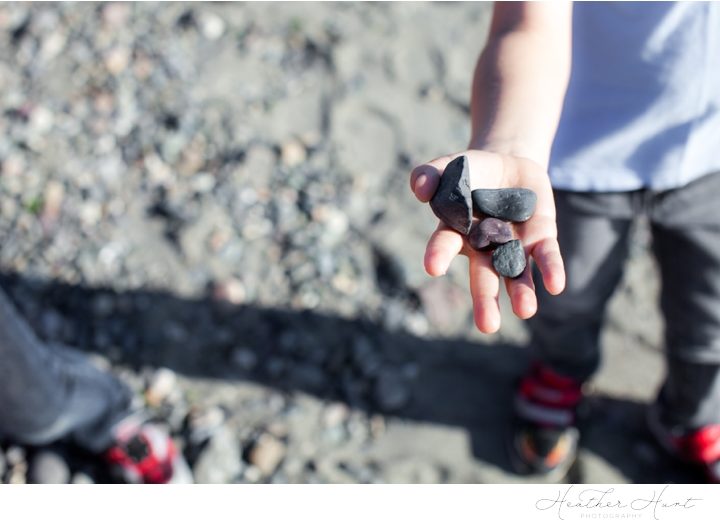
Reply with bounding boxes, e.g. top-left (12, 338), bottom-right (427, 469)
top-left (410, 149), bottom-right (565, 333)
